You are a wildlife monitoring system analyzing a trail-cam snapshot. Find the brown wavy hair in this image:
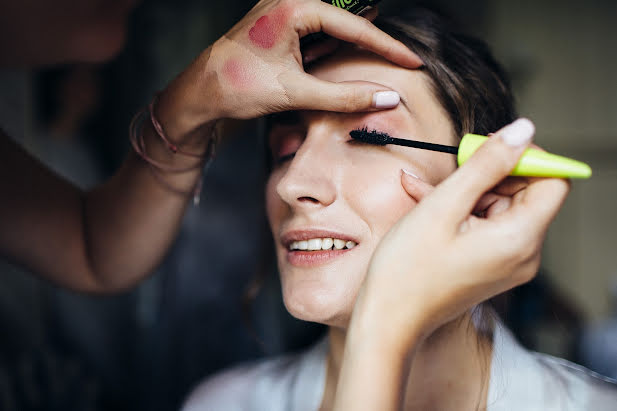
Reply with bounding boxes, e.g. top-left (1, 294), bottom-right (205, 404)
top-left (375, 7), bottom-right (516, 138)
